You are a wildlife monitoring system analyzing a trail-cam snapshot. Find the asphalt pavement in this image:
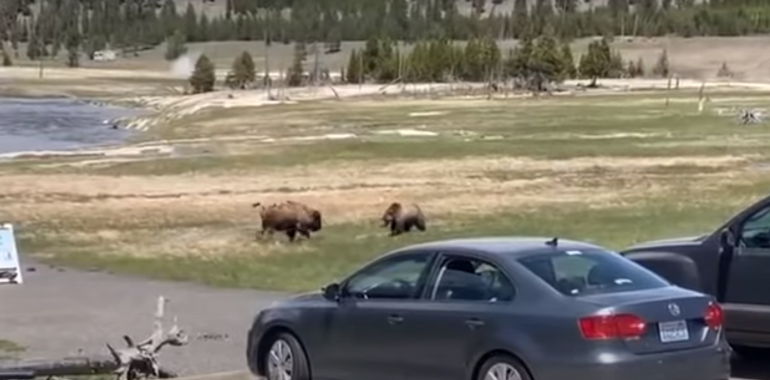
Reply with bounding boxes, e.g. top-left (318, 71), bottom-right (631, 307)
top-left (1, 257), bottom-right (769, 380)
top-left (0, 257), bottom-right (283, 376)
